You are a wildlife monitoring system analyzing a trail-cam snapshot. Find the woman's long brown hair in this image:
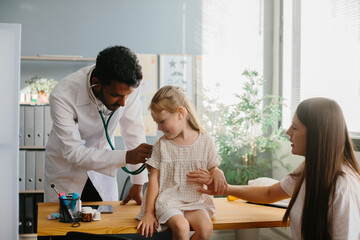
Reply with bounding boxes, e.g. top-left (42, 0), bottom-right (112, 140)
top-left (282, 98), bottom-right (360, 240)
